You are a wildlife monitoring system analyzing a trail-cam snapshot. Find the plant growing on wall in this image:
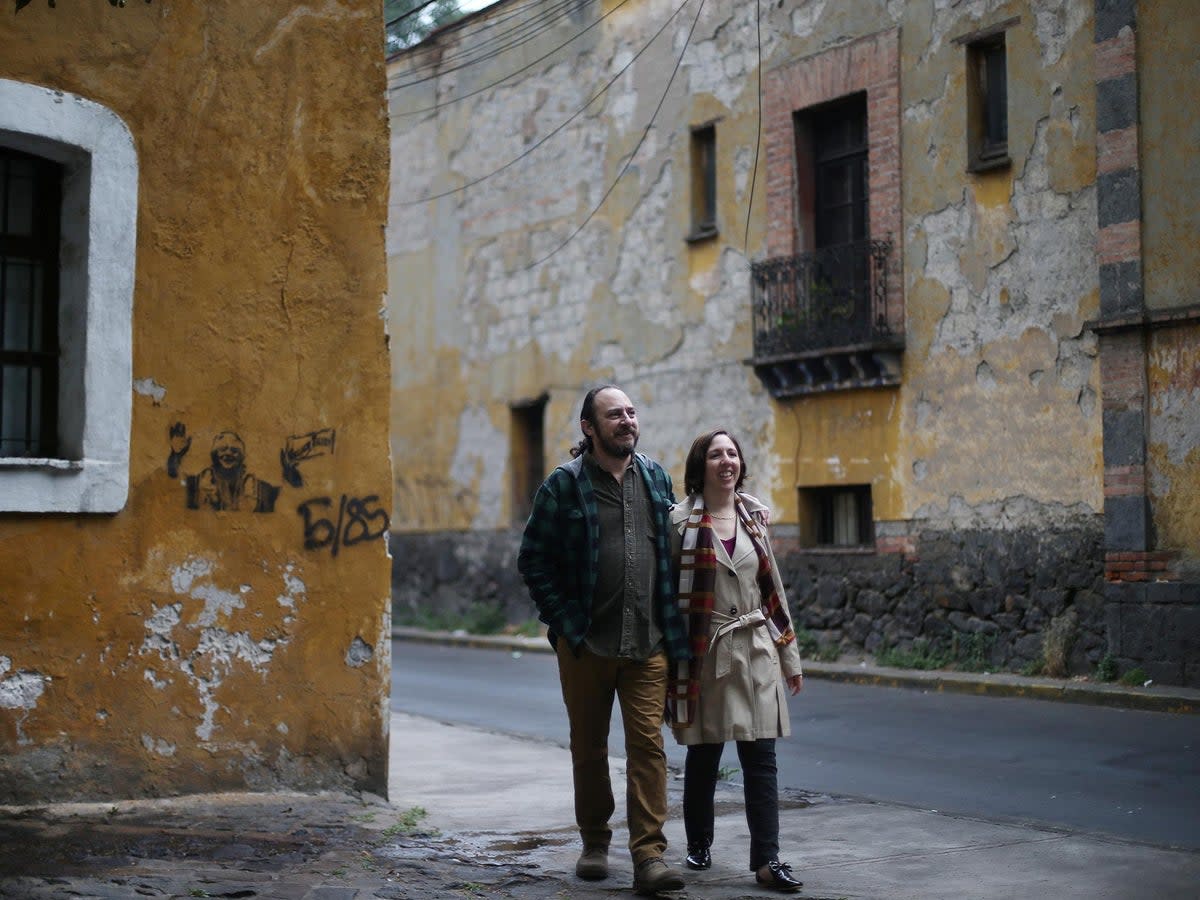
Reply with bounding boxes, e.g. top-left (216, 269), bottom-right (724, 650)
top-left (385, 0), bottom-right (463, 52)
